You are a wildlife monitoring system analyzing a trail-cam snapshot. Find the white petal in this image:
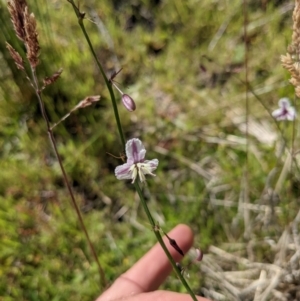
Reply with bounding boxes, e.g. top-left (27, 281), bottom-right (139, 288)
top-left (137, 159), bottom-right (159, 178)
top-left (131, 166), bottom-right (138, 183)
top-left (272, 108), bottom-right (285, 119)
top-left (138, 168), bottom-right (146, 182)
top-left (278, 97), bottom-right (291, 108)
top-left (143, 159), bottom-right (159, 172)
top-left (287, 107), bottom-right (296, 120)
